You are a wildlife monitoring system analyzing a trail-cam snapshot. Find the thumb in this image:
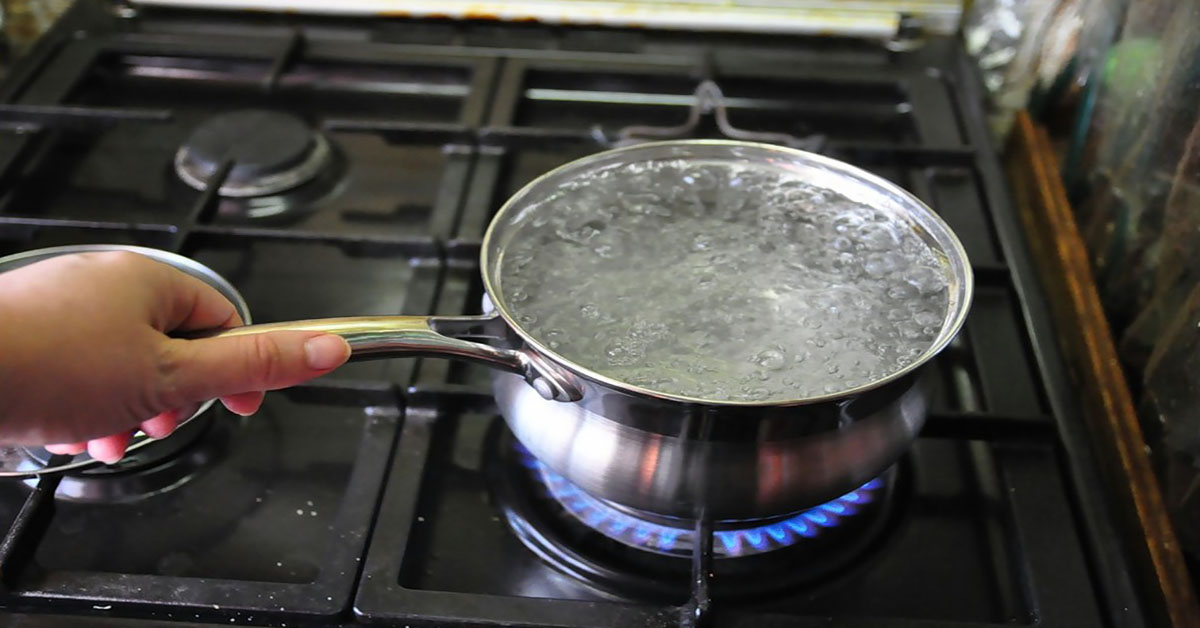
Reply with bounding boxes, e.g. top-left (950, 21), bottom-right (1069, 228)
top-left (161, 331), bottom-right (351, 404)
